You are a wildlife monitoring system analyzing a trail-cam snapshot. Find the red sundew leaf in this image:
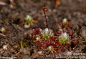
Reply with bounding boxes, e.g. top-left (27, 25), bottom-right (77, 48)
top-left (54, 50), bottom-right (58, 54)
top-left (60, 24), bottom-right (64, 28)
top-left (53, 44), bottom-right (57, 48)
top-left (63, 30), bottom-right (66, 33)
top-left (41, 55), bottom-right (44, 58)
top-left (67, 44), bottom-right (71, 48)
top-left (41, 40), bottom-right (45, 44)
top-left (30, 36), bottom-right (32, 39)
top-left (69, 31), bottom-right (74, 36)
top-left (69, 47), bottom-right (72, 52)
top-left (73, 42), bottom-right (76, 46)
top-left (33, 40), bottom-right (36, 43)
top-left (65, 24), bottom-right (69, 29)
top-left (61, 48), bottom-right (65, 52)
top-left (54, 31), bottom-right (57, 35)
top-left (77, 39), bottom-right (79, 43)
top-left (29, 34), bottom-right (34, 39)
top-left (69, 25), bottom-right (73, 29)
top-left (33, 18), bottom-right (38, 20)
top-left (40, 46), bottom-right (45, 51)
top-left (36, 42), bottom-right (41, 46)
top-left (60, 24), bottom-right (63, 28)
top-left (6, 30), bottom-right (10, 32)
top-left (51, 38), bottom-right (56, 41)
top-left (56, 45), bottom-right (59, 48)
top-left (1, 30), bottom-right (9, 34)
top-left (68, 20), bottom-right (70, 23)
top-left (57, 31), bottom-right (62, 36)
top-left (3, 32), bottom-right (6, 34)
top-left (57, 43), bottom-right (61, 49)
top-left (46, 41), bottom-right (51, 47)
top-left (41, 41), bottom-right (46, 47)
top-left (54, 31), bottom-right (60, 36)
top-left (34, 29), bottom-right (40, 34)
